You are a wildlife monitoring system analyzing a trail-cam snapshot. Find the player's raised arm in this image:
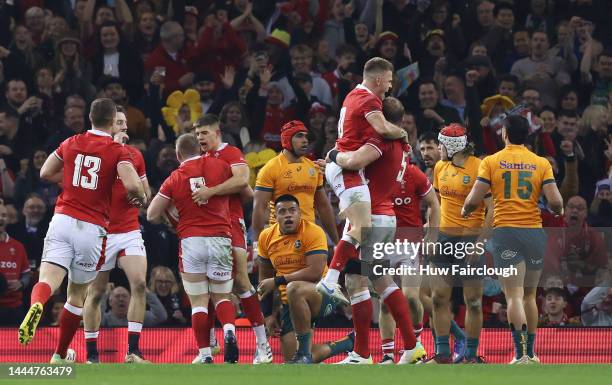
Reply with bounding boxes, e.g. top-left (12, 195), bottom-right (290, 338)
top-left (40, 149), bottom-right (64, 183)
top-left (329, 144), bottom-right (382, 170)
top-left (118, 162), bottom-right (146, 207)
